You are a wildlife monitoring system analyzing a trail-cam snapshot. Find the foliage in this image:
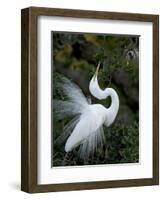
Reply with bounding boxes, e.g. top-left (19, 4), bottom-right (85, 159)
top-left (52, 32), bottom-right (139, 166)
